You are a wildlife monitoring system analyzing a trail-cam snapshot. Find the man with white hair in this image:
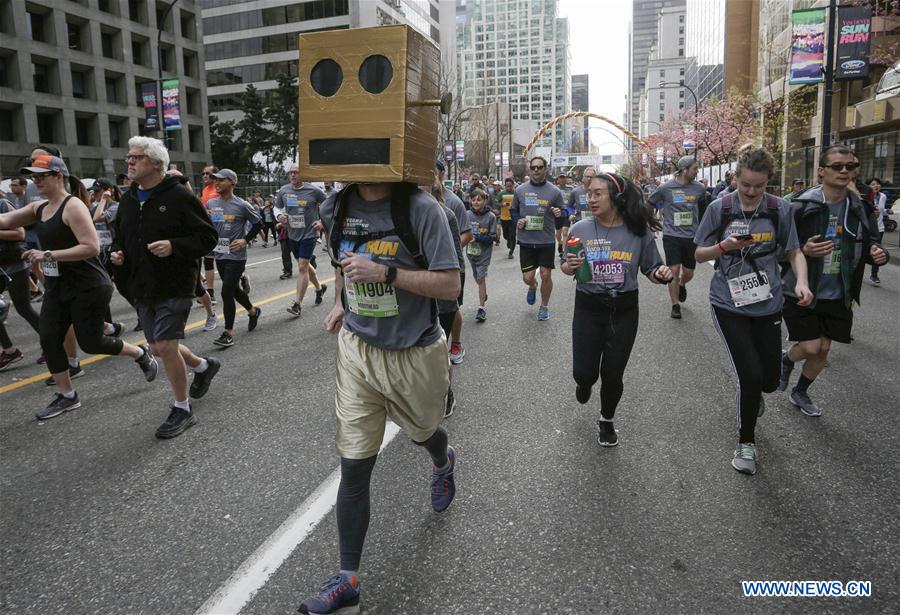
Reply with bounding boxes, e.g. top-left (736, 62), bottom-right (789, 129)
top-left (110, 136), bottom-right (221, 439)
